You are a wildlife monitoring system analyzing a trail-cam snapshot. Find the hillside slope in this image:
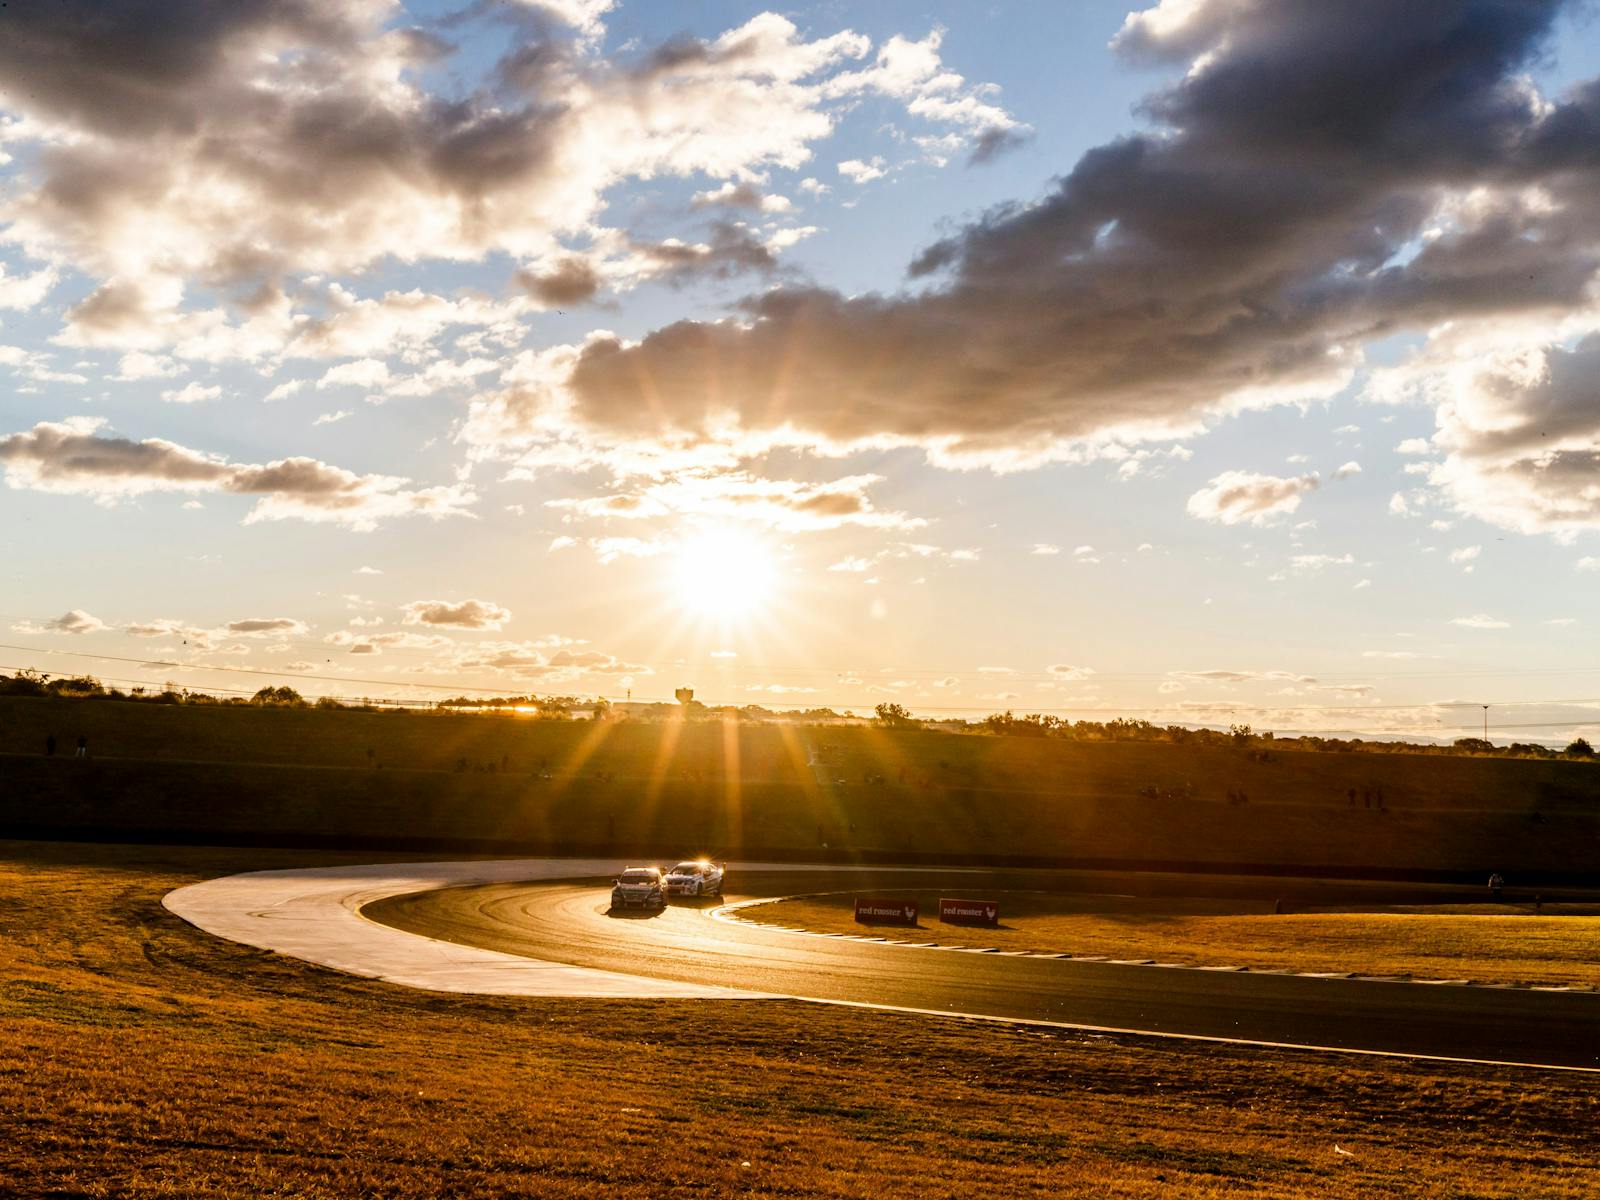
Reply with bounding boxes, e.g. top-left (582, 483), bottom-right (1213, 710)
top-left (3, 697), bottom-right (1596, 877)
